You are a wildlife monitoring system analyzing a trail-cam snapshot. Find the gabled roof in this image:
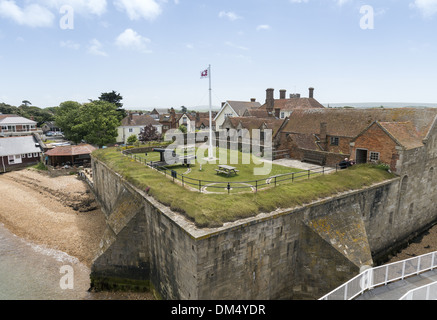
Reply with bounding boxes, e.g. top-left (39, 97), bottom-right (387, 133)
top-left (354, 121), bottom-right (424, 150)
top-left (121, 114), bottom-right (161, 127)
top-left (214, 100), bottom-right (262, 121)
top-left (224, 117), bottom-right (285, 136)
top-left (45, 144), bottom-right (96, 157)
top-left (0, 136), bottom-right (41, 156)
top-left (281, 108), bottom-right (437, 139)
